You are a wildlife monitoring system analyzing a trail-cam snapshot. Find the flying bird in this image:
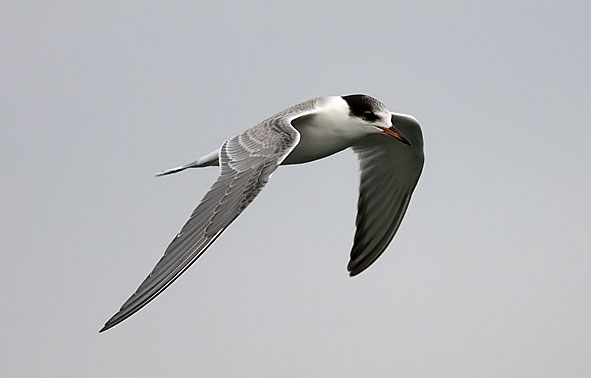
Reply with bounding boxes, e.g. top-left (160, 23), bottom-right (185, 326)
top-left (100, 94), bottom-right (424, 332)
